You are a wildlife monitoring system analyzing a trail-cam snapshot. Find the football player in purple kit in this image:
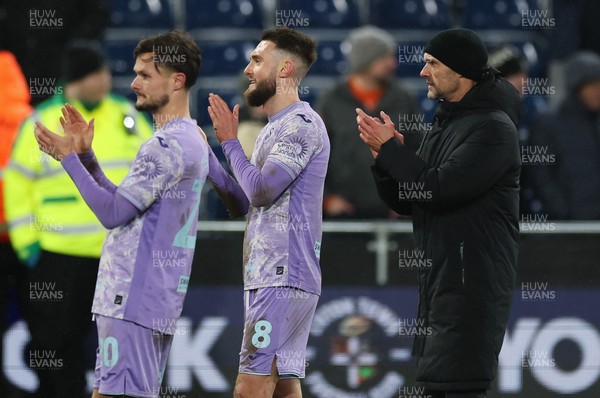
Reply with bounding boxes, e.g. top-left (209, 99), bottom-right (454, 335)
top-left (33, 31), bottom-right (209, 398)
top-left (206, 27), bottom-right (330, 398)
